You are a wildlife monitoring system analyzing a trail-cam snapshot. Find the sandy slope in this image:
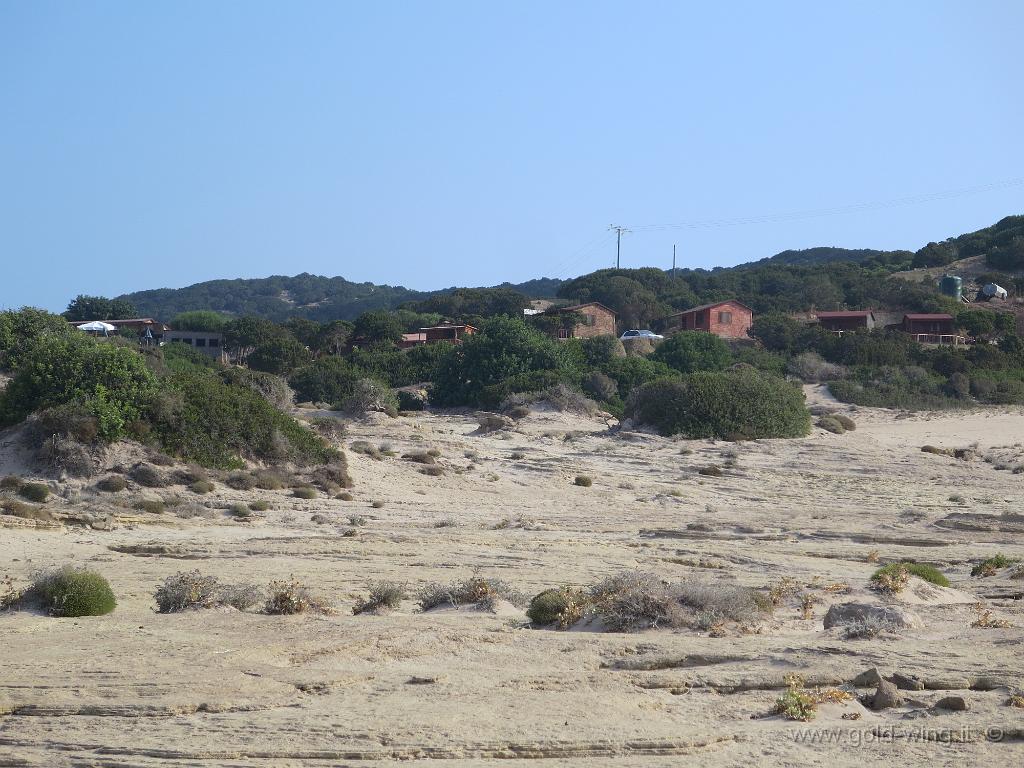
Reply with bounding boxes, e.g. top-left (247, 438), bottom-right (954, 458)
top-left (1, 397), bottom-right (1023, 767)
